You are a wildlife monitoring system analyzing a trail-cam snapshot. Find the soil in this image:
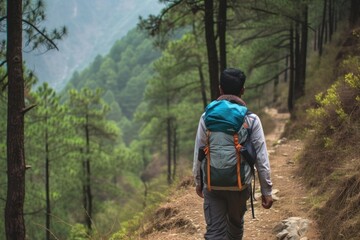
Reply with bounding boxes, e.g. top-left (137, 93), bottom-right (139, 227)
top-left (139, 109), bottom-right (322, 240)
